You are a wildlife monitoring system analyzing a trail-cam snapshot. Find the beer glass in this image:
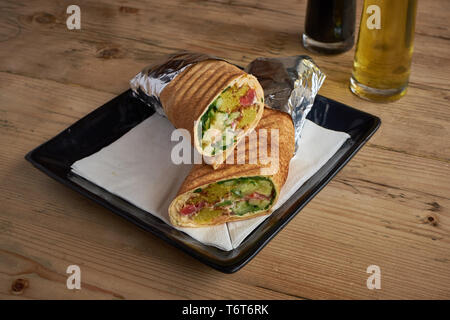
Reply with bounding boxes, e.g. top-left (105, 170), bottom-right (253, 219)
top-left (303, 0), bottom-right (356, 54)
top-left (350, 0), bottom-right (418, 102)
